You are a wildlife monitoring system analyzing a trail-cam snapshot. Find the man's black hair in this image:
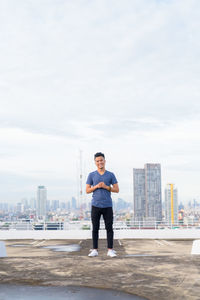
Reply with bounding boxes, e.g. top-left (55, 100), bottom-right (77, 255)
top-left (94, 152), bottom-right (105, 160)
